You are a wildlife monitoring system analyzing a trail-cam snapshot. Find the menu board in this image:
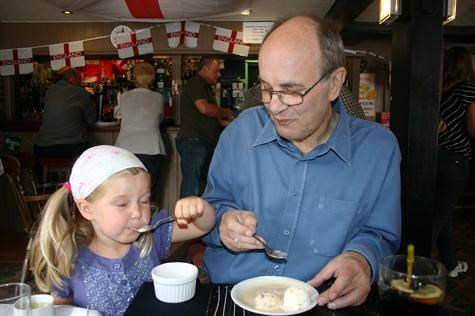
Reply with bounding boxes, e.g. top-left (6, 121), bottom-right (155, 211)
top-left (243, 22), bottom-right (274, 44)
